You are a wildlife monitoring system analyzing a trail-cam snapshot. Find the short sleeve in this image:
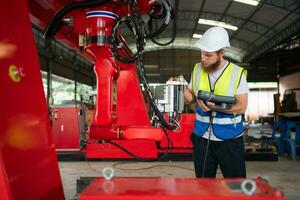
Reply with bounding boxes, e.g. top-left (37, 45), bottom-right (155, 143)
top-left (235, 73), bottom-right (249, 95)
top-left (188, 72), bottom-right (193, 90)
